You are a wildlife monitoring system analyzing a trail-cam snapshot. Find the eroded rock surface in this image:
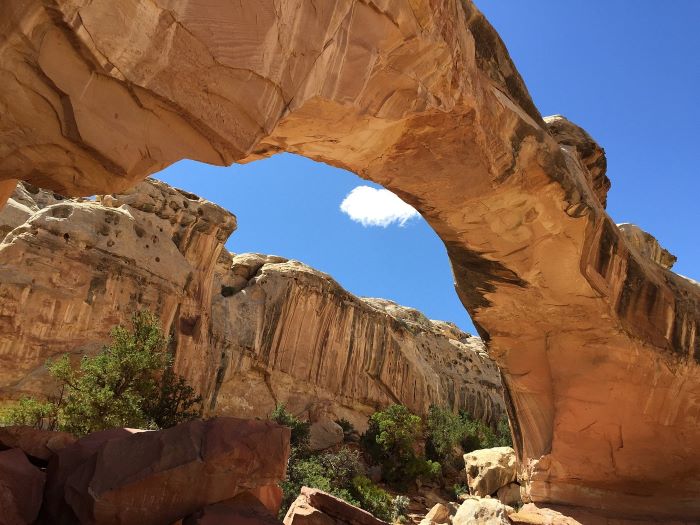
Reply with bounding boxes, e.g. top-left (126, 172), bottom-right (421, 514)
top-left (0, 448), bottom-right (45, 525)
top-left (211, 252), bottom-right (504, 429)
top-left (0, 179), bottom-right (504, 430)
top-left (1, 0), bottom-right (698, 519)
top-left (284, 487), bottom-right (388, 525)
top-left (464, 447), bottom-right (518, 498)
